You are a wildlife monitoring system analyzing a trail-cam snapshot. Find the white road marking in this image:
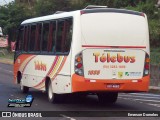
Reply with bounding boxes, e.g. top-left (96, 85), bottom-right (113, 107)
top-left (128, 93), bottom-right (160, 97)
top-left (119, 93), bottom-right (160, 108)
top-left (148, 104), bottom-right (160, 108)
top-left (60, 114), bottom-right (76, 120)
top-left (0, 67), bottom-right (12, 73)
top-left (119, 94), bottom-right (160, 100)
top-left (131, 99), bottom-right (160, 103)
top-left (119, 96), bottom-right (160, 103)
